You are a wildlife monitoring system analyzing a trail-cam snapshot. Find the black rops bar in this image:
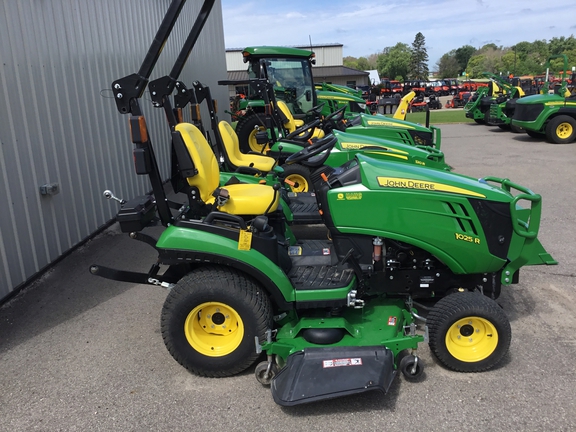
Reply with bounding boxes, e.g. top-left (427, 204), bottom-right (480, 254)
top-left (111, 0), bottom-right (187, 115)
top-left (148, 0), bottom-right (217, 109)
